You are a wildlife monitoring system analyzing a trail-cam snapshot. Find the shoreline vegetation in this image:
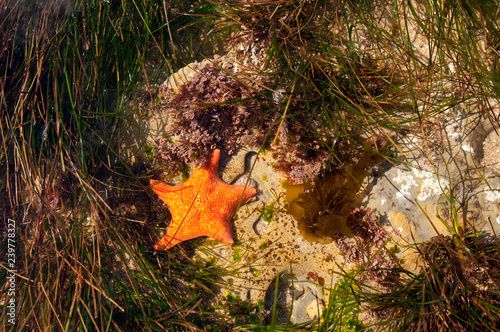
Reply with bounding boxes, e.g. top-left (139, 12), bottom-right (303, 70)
top-left (2, 0), bottom-right (500, 330)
